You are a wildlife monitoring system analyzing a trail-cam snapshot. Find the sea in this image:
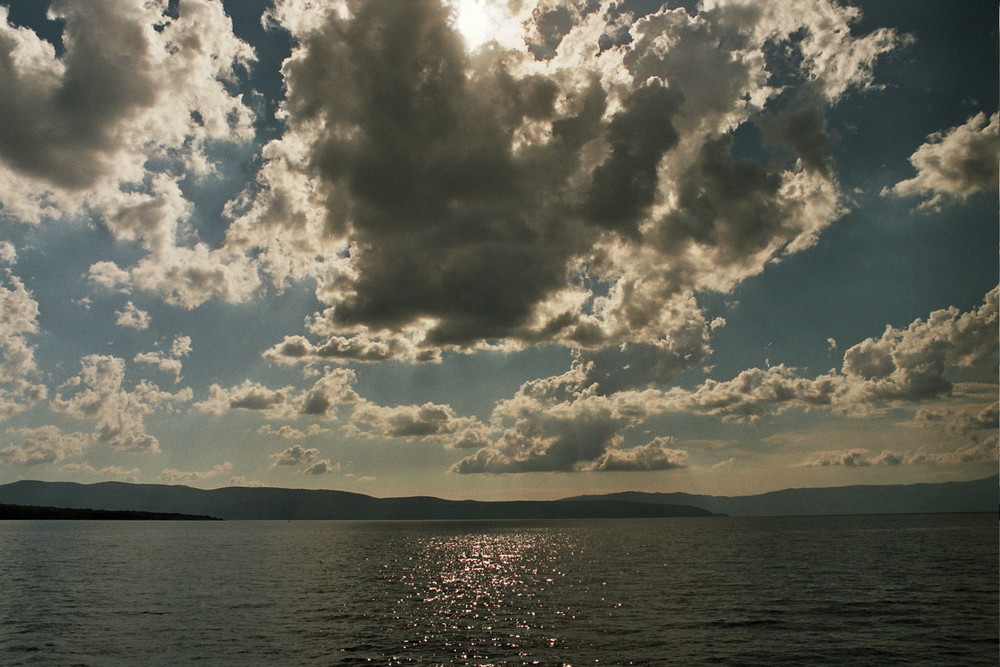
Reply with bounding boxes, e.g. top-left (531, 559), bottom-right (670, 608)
top-left (0, 513), bottom-right (996, 666)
